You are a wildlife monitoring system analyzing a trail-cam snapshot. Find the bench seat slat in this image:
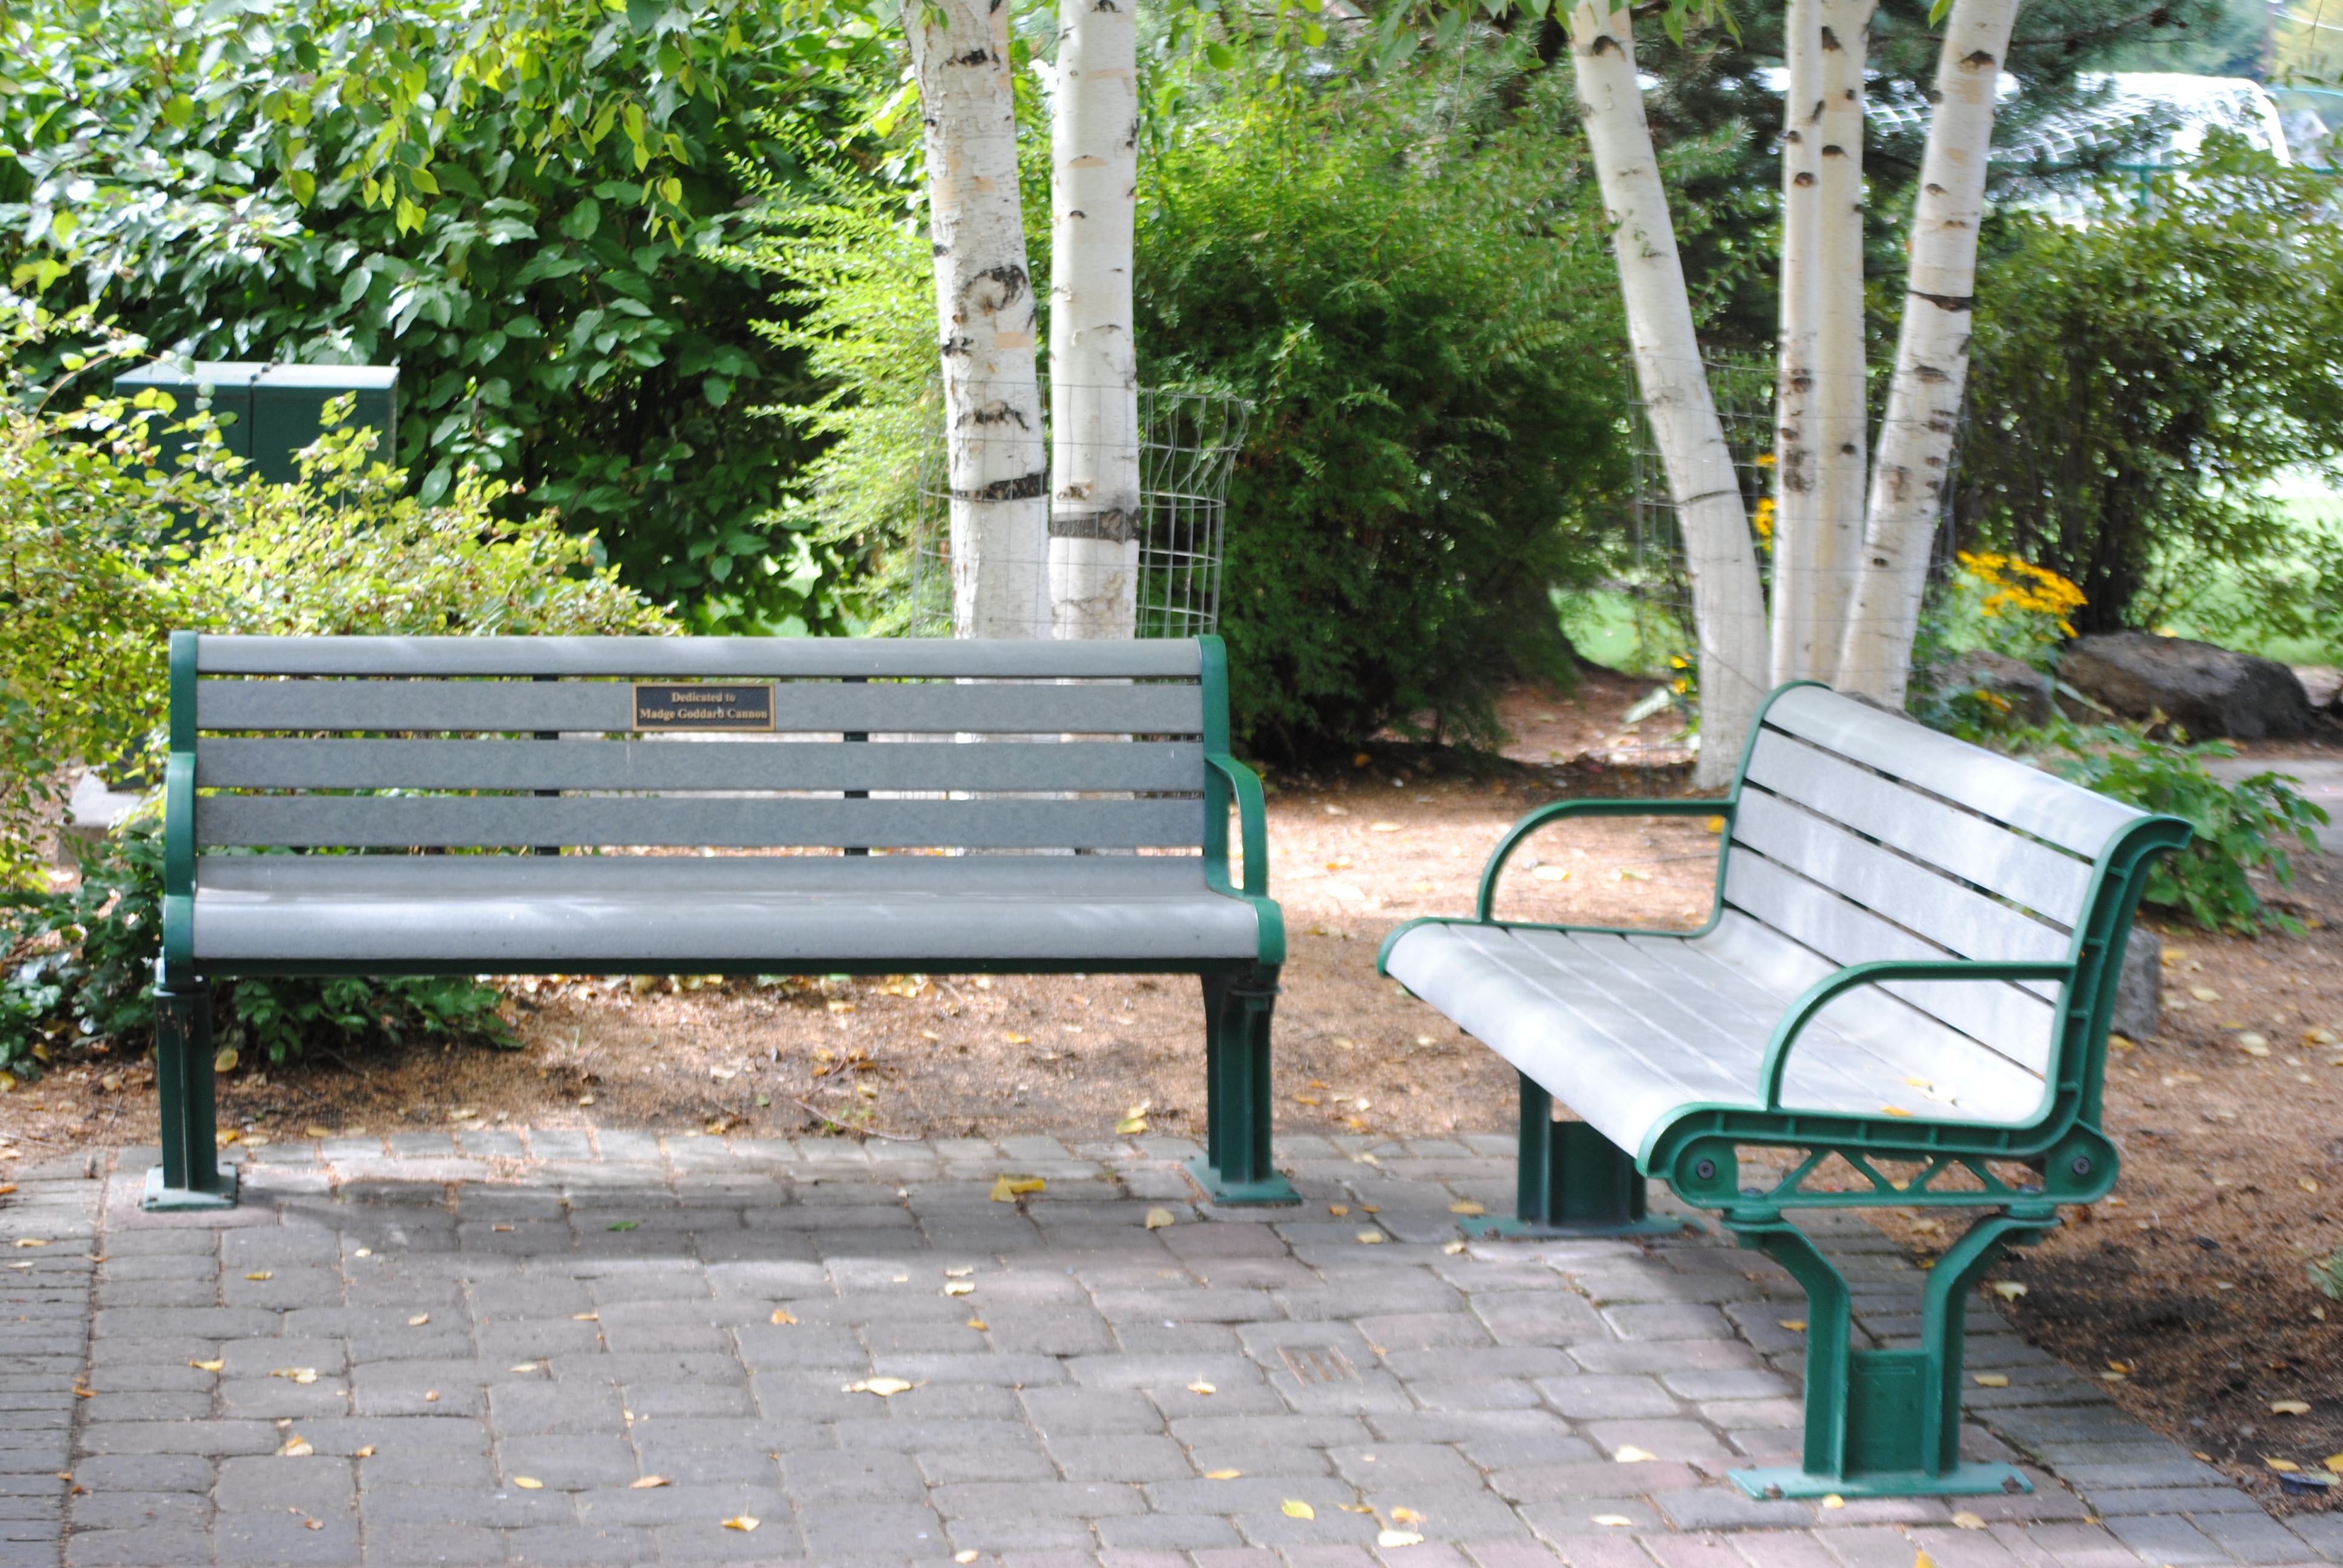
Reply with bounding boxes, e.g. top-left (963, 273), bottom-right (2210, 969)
top-left (196, 681), bottom-right (1206, 737)
top-left (194, 795), bottom-right (1202, 850)
top-left (1723, 851), bottom-right (2057, 1075)
top-left (189, 854), bottom-right (1256, 965)
top-left (194, 635), bottom-right (1205, 680)
top-left (197, 737), bottom-right (1205, 793)
top-left (1381, 916), bottom-right (2048, 1157)
top-left (1761, 685), bottom-right (2144, 856)
top-left (1744, 731), bottom-right (2096, 923)
top-left (1731, 791), bottom-right (2069, 993)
